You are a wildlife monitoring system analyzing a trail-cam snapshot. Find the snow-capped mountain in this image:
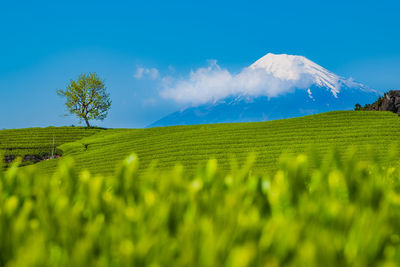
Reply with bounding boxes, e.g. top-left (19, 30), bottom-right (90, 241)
top-left (149, 53), bottom-right (380, 127)
top-left (250, 53), bottom-right (349, 97)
